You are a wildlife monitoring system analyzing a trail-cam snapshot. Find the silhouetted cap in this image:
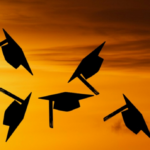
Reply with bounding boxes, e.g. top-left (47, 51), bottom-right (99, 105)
top-left (122, 94), bottom-right (150, 137)
top-left (0, 29), bottom-right (33, 75)
top-left (68, 42), bottom-right (105, 82)
top-left (3, 93), bottom-right (32, 141)
top-left (39, 92), bottom-right (93, 128)
top-left (104, 94), bottom-right (150, 137)
top-left (39, 92), bottom-right (93, 111)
